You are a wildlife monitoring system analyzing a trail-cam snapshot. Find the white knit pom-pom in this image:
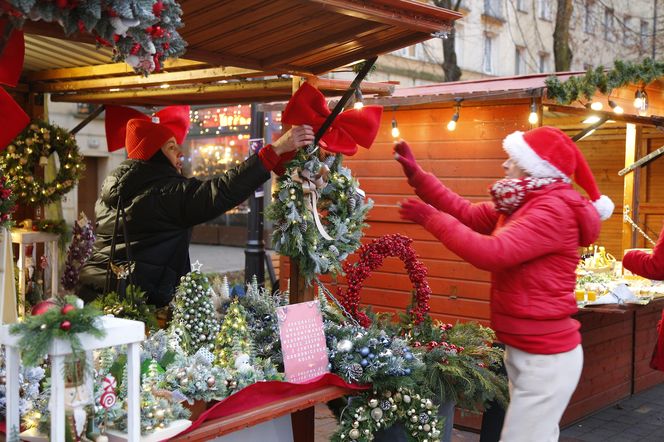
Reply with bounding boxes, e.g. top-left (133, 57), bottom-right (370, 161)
top-left (592, 195), bottom-right (614, 221)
